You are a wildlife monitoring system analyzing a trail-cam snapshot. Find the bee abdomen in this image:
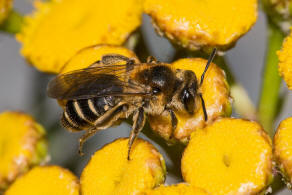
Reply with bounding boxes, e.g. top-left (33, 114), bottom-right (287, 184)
top-left (62, 100), bottom-right (91, 131)
top-left (61, 112), bottom-right (83, 131)
top-left (89, 97), bottom-right (116, 116)
top-left (78, 99), bottom-right (99, 122)
top-left (61, 97), bottom-right (118, 131)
